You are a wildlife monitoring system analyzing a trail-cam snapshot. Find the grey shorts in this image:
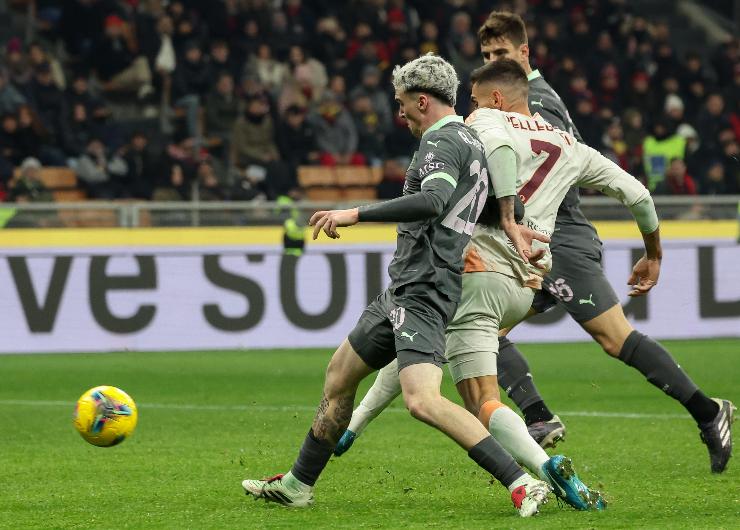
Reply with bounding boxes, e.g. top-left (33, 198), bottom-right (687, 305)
top-left (348, 283), bottom-right (457, 372)
top-left (532, 230), bottom-right (620, 322)
top-left (446, 272), bottom-right (535, 384)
